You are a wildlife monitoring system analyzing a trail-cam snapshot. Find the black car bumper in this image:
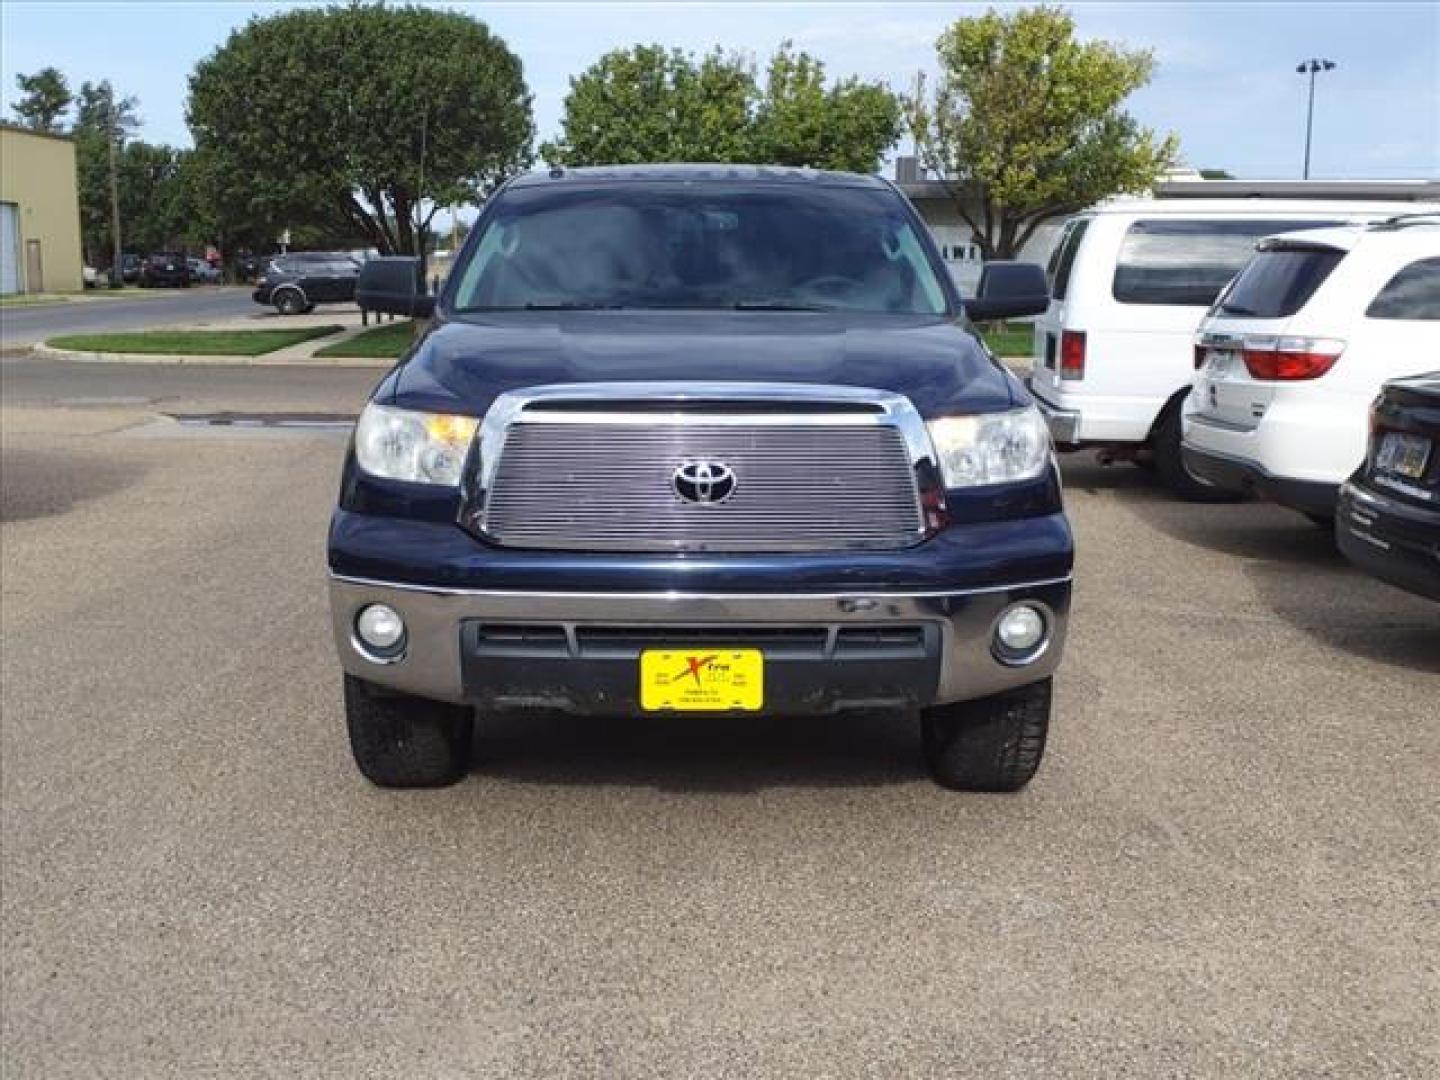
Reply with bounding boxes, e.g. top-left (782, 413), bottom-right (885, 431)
top-left (1336, 479), bottom-right (1440, 601)
top-left (1181, 443), bottom-right (1338, 515)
